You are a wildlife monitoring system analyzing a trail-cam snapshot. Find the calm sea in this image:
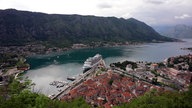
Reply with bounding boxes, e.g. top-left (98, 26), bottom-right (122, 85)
top-left (24, 39), bottom-right (192, 95)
